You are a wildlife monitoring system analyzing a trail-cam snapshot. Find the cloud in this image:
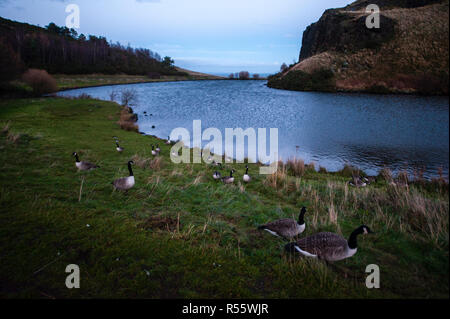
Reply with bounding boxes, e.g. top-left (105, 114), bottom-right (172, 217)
top-left (136, 0), bottom-right (161, 3)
